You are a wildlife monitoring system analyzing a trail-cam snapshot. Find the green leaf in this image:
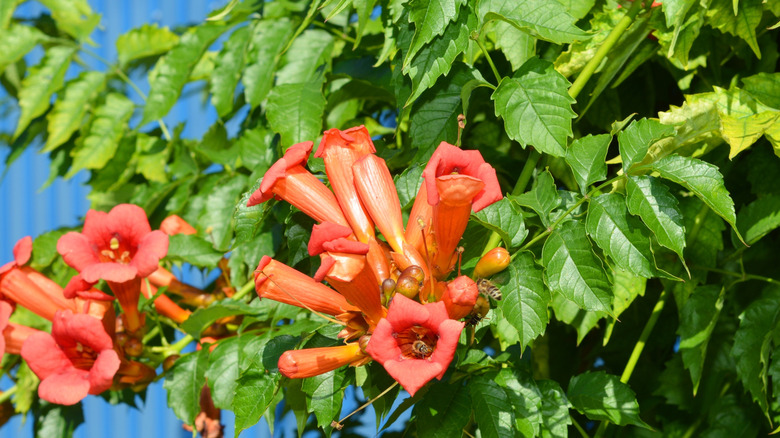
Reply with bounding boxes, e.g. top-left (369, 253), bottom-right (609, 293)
top-left (565, 134), bottom-right (611, 195)
top-left (142, 23), bottom-right (226, 125)
top-left (409, 64), bottom-right (488, 158)
top-left (276, 29), bottom-right (334, 86)
top-left (470, 376), bottom-right (516, 438)
top-left (0, 0), bottom-right (14, 29)
top-left (394, 164), bottom-right (424, 209)
top-left (195, 123), bottom-right (239, 166)
top-left (243, 18), bottom-right (295, 108)
top-left (557, 0), bottom-right (596, 20)
top-left (603, 268), bottom-right (647, 345)
top-left (537, 380), bottom-right (571, 438)
top-left (717, 91), bottom-right (780, 159)
top-left (67, 93), bottom-right (135, 178)
top-left (234, 183), bottom-right (266, 246)
top-left (678, 285), bottom-right (724, 394)
top-left (490, 20), bottom-right (535, 71)
top-left (14, 46), bottom-right (76, 139)
top-left (731, 291), bottom-right (780, 419)
top-left (163, 348), bottom-right (209, 425)
top-left (625, 175), bottom-right (686, 263)
top-left (415, 381), bottom-right (472, 438)
top-left (642, 155), bottom-right (738, 236)
top-left (31, 230), bottom-right (67, 270)
top-left (116, 24), bottom-right (180, 65)
top-left (403, 4), bottom-right (474, 105)
top-left (404, 0), bottom-right (467, 66)
top-left (552, 292), bottom-right (605, 344)
top-left (0, 24), bottom-right (45, 72)
top-left (496, 252), bottom-right (550, 349)
top-left (302, 369), bottom-right (346, 431)
top-left (210, 26), bottom-right (250, 118)
top-left (233, 372), bottom-right (280, 434)
top-left (166, 234), bottom-right (224, 267)
top-left (494, 369), bottom-right (543, 438)
top-left (33, 402), bottom-right (84, 438)
top-left (38, 0), bottom-right (99, 41)
top-left (742, 72), bottom-right (780, 109)
top-left (472, 198), bottom-right (528, 248)
top-left (567, 371), bottom-right (650, 428)
top-left (14, 362), bottom-right (39, 415)
top-left (266, 80), bottom-right (326, 147)
top-left (512, 170), bottom-right (561, 227)
top-left (135, 133), bottom-right (169, 183)
top-left (182, 299), bottom-right (264, 339)
top-left (736, 194), bottom-right (780, 245)
top-left (197, 174), bottom-right (248, 251)
top-left (492, 57), bottom-right (576, 157)
top-left (618, 118), bottom-right (675, 174)
top-left (44, 71), bottom-right (106, 152)
top-left (680, 197), bottom-right (725, 270)
top-left (586, 193), bottom-right (658, 278)
top-left (477, 0), bottom-right (588, 44)
top-left (542, 220), bottom-right (612, 313)
top-left (205, 336), bottom-right (242, 409)
top-left (706, 0), bottom-right (763, 58)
